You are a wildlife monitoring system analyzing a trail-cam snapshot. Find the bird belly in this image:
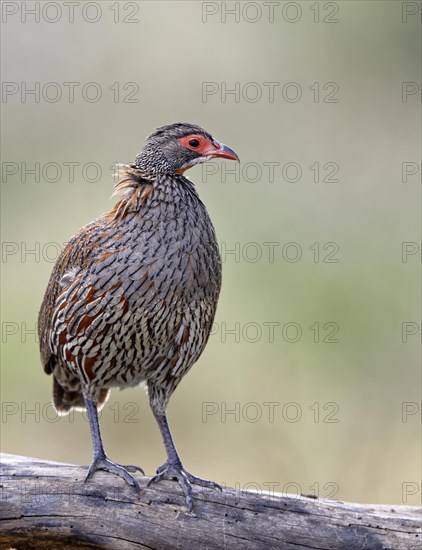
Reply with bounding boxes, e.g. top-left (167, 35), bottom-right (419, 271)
top-left (53, 267), bottom-right (218, 397)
